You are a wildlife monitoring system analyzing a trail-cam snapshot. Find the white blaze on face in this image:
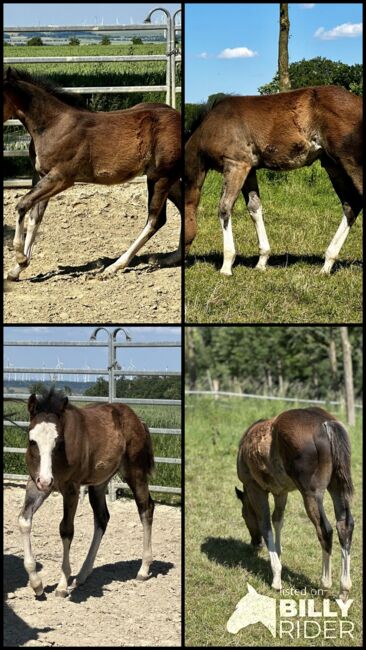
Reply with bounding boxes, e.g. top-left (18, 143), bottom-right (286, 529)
top-left (29, 421), bottom-right (58, 485)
